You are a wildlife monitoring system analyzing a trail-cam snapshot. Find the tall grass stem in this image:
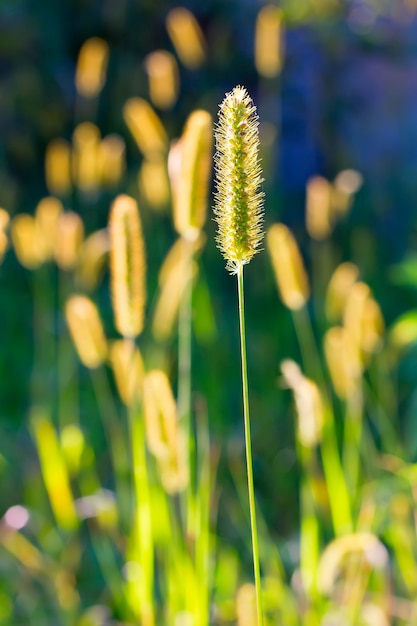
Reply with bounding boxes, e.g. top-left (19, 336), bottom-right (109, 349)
top-left (237, 264), bottom-right (264, 626)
